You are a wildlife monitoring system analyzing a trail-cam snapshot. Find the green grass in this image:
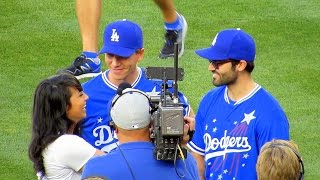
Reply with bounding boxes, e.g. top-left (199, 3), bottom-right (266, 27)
top-left (1, 0), bottom-right (319, 179)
